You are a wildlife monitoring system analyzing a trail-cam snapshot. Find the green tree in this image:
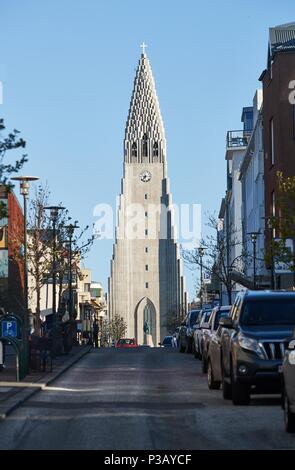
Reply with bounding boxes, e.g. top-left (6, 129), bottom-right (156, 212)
top-left (267, 172), bottom-right (295, 272)
top-left (108, 314), bottom-right (127, 342)
top-left (0, 119), bottom-right (27, 218)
